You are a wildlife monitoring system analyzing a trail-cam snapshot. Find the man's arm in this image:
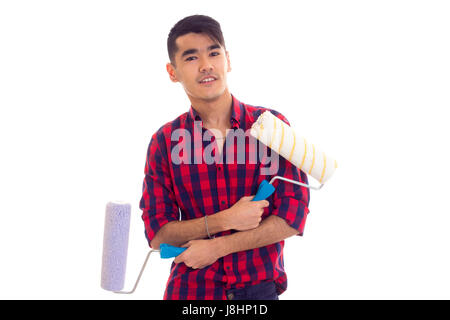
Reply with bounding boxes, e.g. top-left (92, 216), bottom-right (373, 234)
top-left (150, 209), bottom-right (228, 249)
top-left (151, 196), bottom-right (270, 249)
top-left (174, 215), bottom-right (298, 269)
top-left (217, 215), bottom-right (298, 256)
